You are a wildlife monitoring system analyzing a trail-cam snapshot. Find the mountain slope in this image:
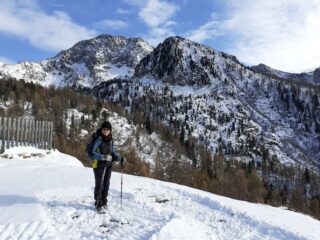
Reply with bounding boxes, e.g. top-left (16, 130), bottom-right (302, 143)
top-left (0, 35), bottom-right (153, 88)
top-left (111, 36), bottom-right (320, 172)
top-left (0, 34), bottom-right (319, 173)
top-left (135, 36), bottom-right (239, 86)
top-left (0, 147), bottom-right (319, 240)
top-left (251, 63), bottom-right (320, 84)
